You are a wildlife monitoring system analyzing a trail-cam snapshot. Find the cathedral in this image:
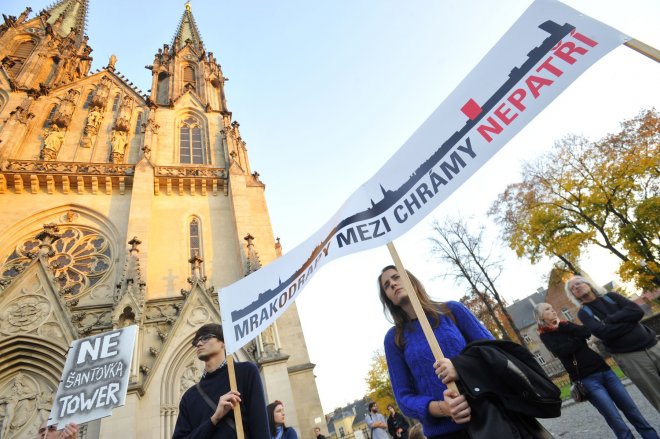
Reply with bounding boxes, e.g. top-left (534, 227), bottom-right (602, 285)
top-left (0, 1), bottom-right (325, 437)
